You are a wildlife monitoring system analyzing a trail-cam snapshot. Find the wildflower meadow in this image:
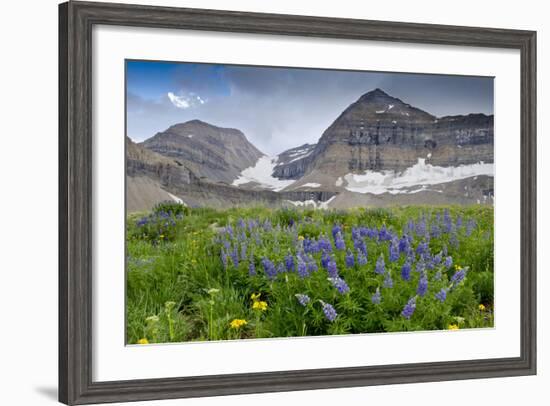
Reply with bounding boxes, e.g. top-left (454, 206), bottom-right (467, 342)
top-left (126, 203), bottom-right (494, 344)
